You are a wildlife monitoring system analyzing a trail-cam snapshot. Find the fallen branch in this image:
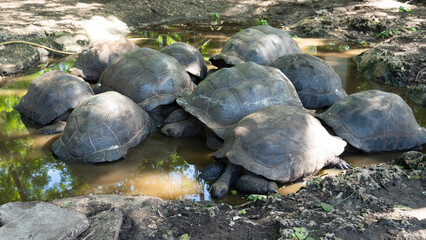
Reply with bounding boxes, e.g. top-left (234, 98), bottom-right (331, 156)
top-left (0, 40), bottom-right (77, 55)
